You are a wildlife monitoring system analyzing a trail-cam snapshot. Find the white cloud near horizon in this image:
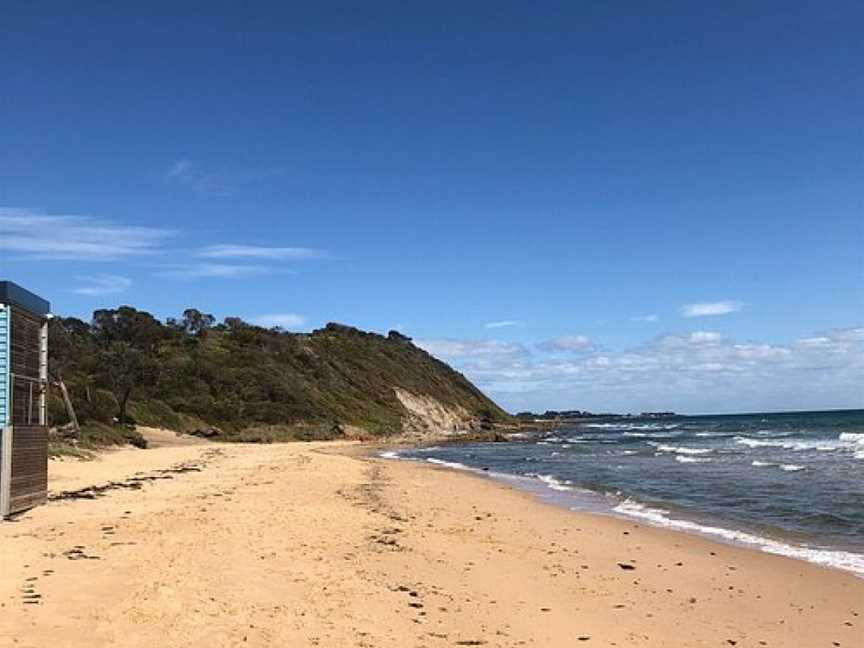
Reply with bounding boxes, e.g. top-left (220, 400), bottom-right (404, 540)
top-left (195, 244), bottom-right (327, 260)
top-left (251, 313), bottom-right (306, 329)
top-left (681, 300), bottom-right (744, 317)
top-left (484, 320), bottom-right (525, 329)
top-left (536, 335), bottom-right (596, 353)
top-left (0, 207), bottom-right (175, 260)
top-left (631, 314), bottom-right (659, 322)
top-left (416, 338), bottom-right (528, 359)
top-left (419, 327), bottom-right (864, 414)
top-left (72, 274), bottom-right (133, 296)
